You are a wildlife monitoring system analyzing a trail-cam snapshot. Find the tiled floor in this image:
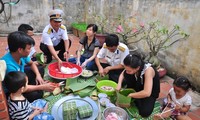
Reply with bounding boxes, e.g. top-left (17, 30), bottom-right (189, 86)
top-left (0, 34), bottom-right (200, 119)
top-left (0, 34), bottom-right (80, 57)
